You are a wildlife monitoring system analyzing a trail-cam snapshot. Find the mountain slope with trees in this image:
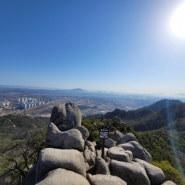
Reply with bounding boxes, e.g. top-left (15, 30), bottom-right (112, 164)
top-left (103, 99), bottom-right (185, 131)
top-left (1, 99), bottom-right (185, 184)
